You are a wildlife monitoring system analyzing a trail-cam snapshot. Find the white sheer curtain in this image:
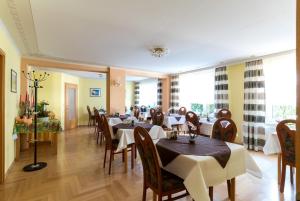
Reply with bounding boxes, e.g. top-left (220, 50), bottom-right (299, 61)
top-left (139, 79), bottom-right (158, 107)
top-left (179, 68), bottom-right (215, 115)
top-left (264, 52), bottom-right (296, 124)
